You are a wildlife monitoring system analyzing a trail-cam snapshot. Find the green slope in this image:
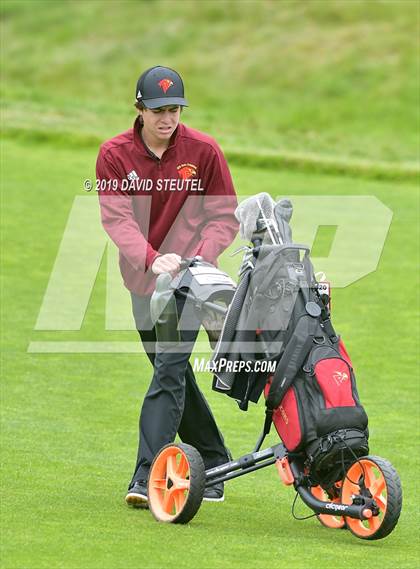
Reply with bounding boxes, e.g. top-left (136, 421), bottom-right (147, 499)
top-left (1, 0), bottom-right (419, 167)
